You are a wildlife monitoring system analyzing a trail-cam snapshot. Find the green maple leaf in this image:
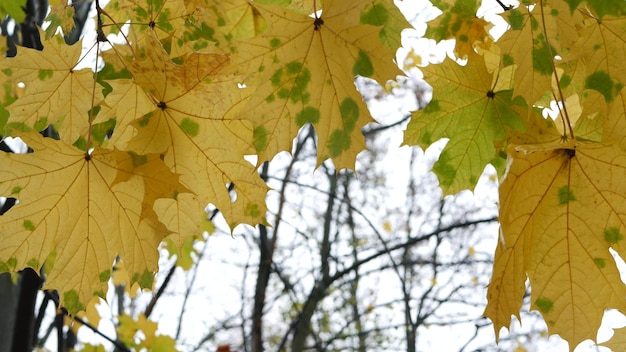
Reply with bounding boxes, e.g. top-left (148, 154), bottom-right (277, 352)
top-left (404, 53), bottom-right (525, 194)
